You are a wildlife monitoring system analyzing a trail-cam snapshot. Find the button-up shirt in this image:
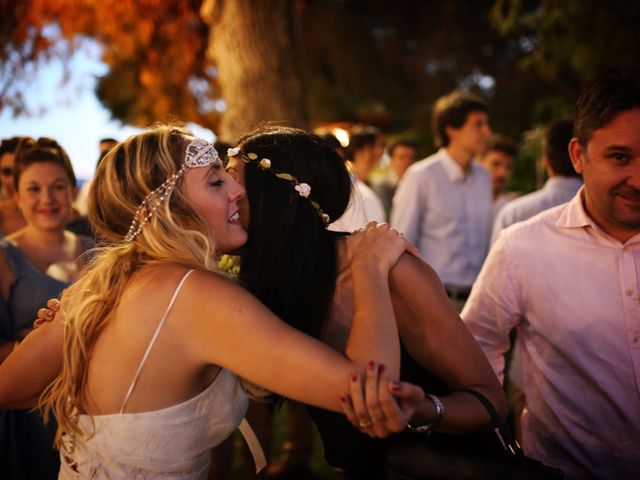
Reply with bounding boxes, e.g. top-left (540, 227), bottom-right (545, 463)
top-left (462, 189), bottom-right (640, 479)
top-left (492, 176), bottom-right (583, 244)
top-left (391, 148), bottom-right (492, 287)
